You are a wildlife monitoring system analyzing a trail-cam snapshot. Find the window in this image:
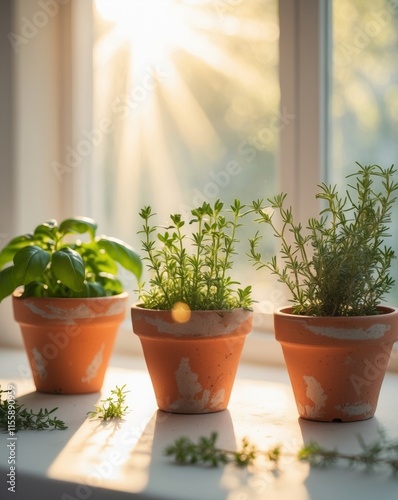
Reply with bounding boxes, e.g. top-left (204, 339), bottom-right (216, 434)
top-left (92, 0), bottom-right (281, 328)
top-left (329, 0), bottom-right (398, 303)
top-left (2, 1), bottom-right (396, 367)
